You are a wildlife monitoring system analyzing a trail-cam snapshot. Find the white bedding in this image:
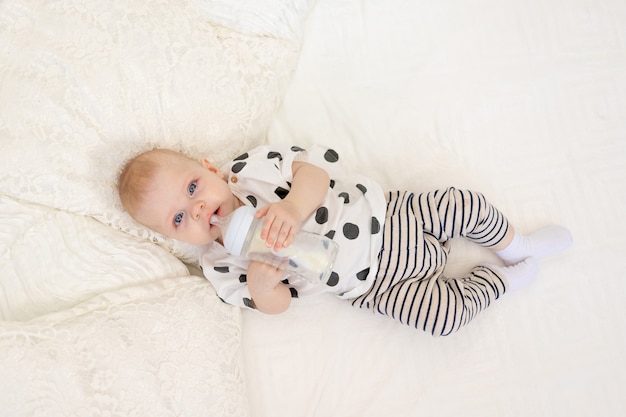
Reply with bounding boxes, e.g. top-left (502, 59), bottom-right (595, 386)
top-left (1, 0), bottom-right (625, 416)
